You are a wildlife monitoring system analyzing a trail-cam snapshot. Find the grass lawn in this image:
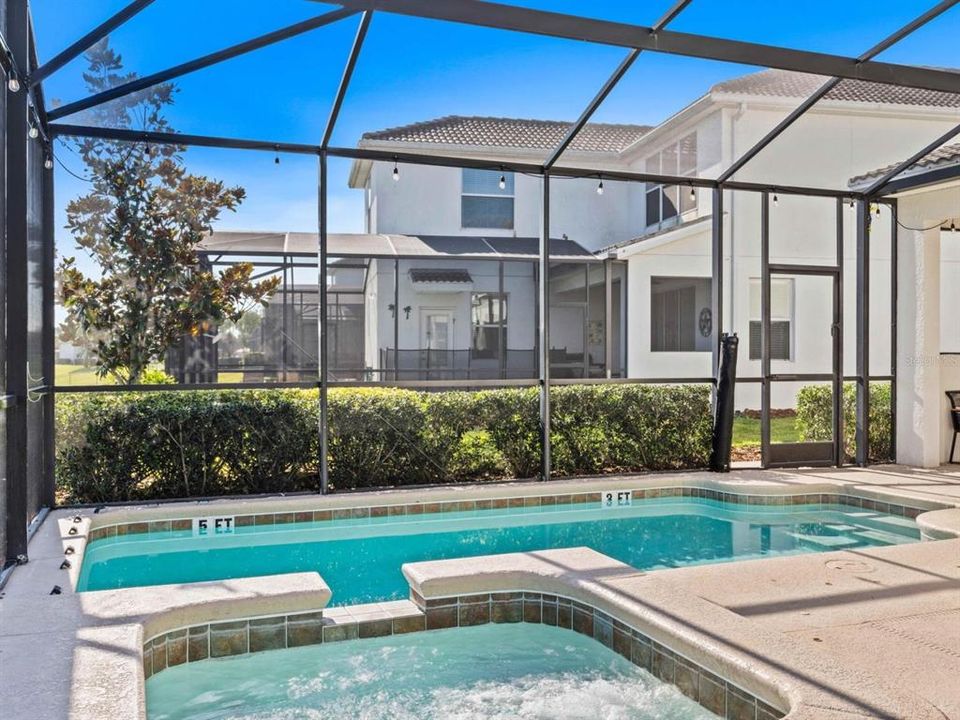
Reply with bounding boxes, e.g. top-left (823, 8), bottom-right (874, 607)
top-left (732, 415), bottom-right (800, 446)
top-left (56, 364), bottom-right (248, 386)
top-left (55, 363), bottom-right (106, 386)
